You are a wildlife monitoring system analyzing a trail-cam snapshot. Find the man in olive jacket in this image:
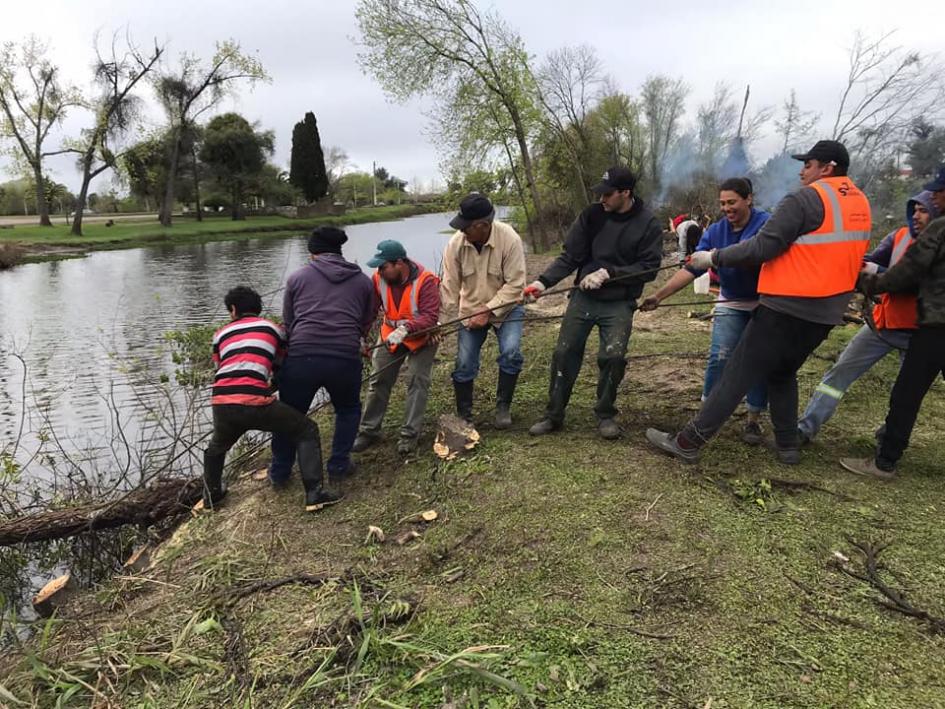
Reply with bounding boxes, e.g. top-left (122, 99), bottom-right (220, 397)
top-left (524, 166), bottom-right (663, 438)
top-left (842, 214), bottom-right (945, 479)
